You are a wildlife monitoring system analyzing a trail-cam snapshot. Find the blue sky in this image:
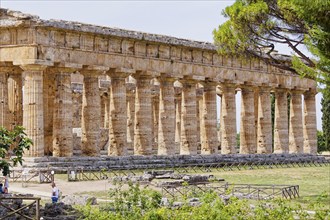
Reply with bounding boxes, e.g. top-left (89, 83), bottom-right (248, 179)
top-left (1, 0), bottom-right (323, 130)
